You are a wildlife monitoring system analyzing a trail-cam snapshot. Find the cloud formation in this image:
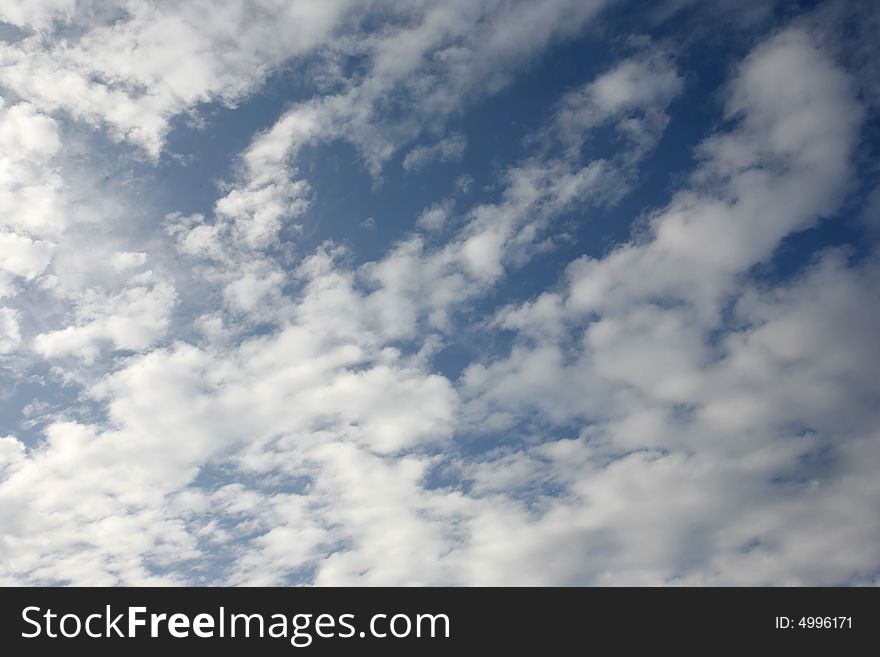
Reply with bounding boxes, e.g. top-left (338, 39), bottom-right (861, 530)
top-left (0, 0), bottom-right (878, 586)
